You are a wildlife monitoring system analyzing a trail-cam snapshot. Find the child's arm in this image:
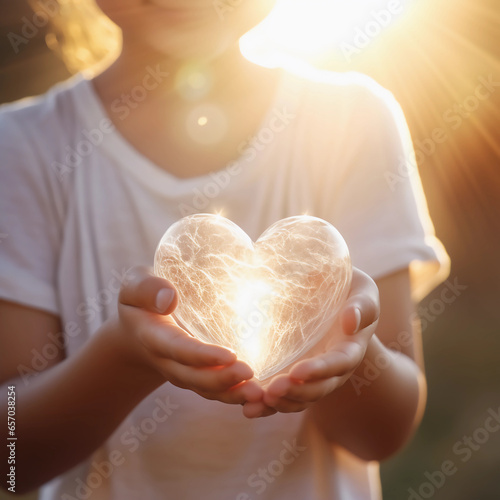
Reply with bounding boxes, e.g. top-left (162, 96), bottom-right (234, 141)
top-left (0, 267), bottom-right (262, 493)
top-left (308, 269), bottom-right (425, 460)
top-left (245, 268), bottom-right (426, 461)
